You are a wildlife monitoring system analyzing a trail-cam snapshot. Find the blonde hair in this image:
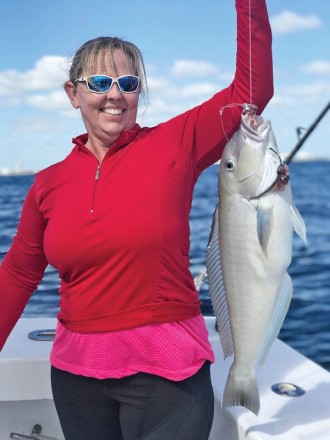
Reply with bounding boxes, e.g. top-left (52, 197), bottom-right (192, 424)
top-left (69, 36), bottom-right (148, 101)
